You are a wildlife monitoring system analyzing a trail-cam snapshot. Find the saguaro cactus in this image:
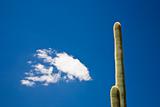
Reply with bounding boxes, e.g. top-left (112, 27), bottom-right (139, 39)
top-left (110, 22), bottom-right (127, 107)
